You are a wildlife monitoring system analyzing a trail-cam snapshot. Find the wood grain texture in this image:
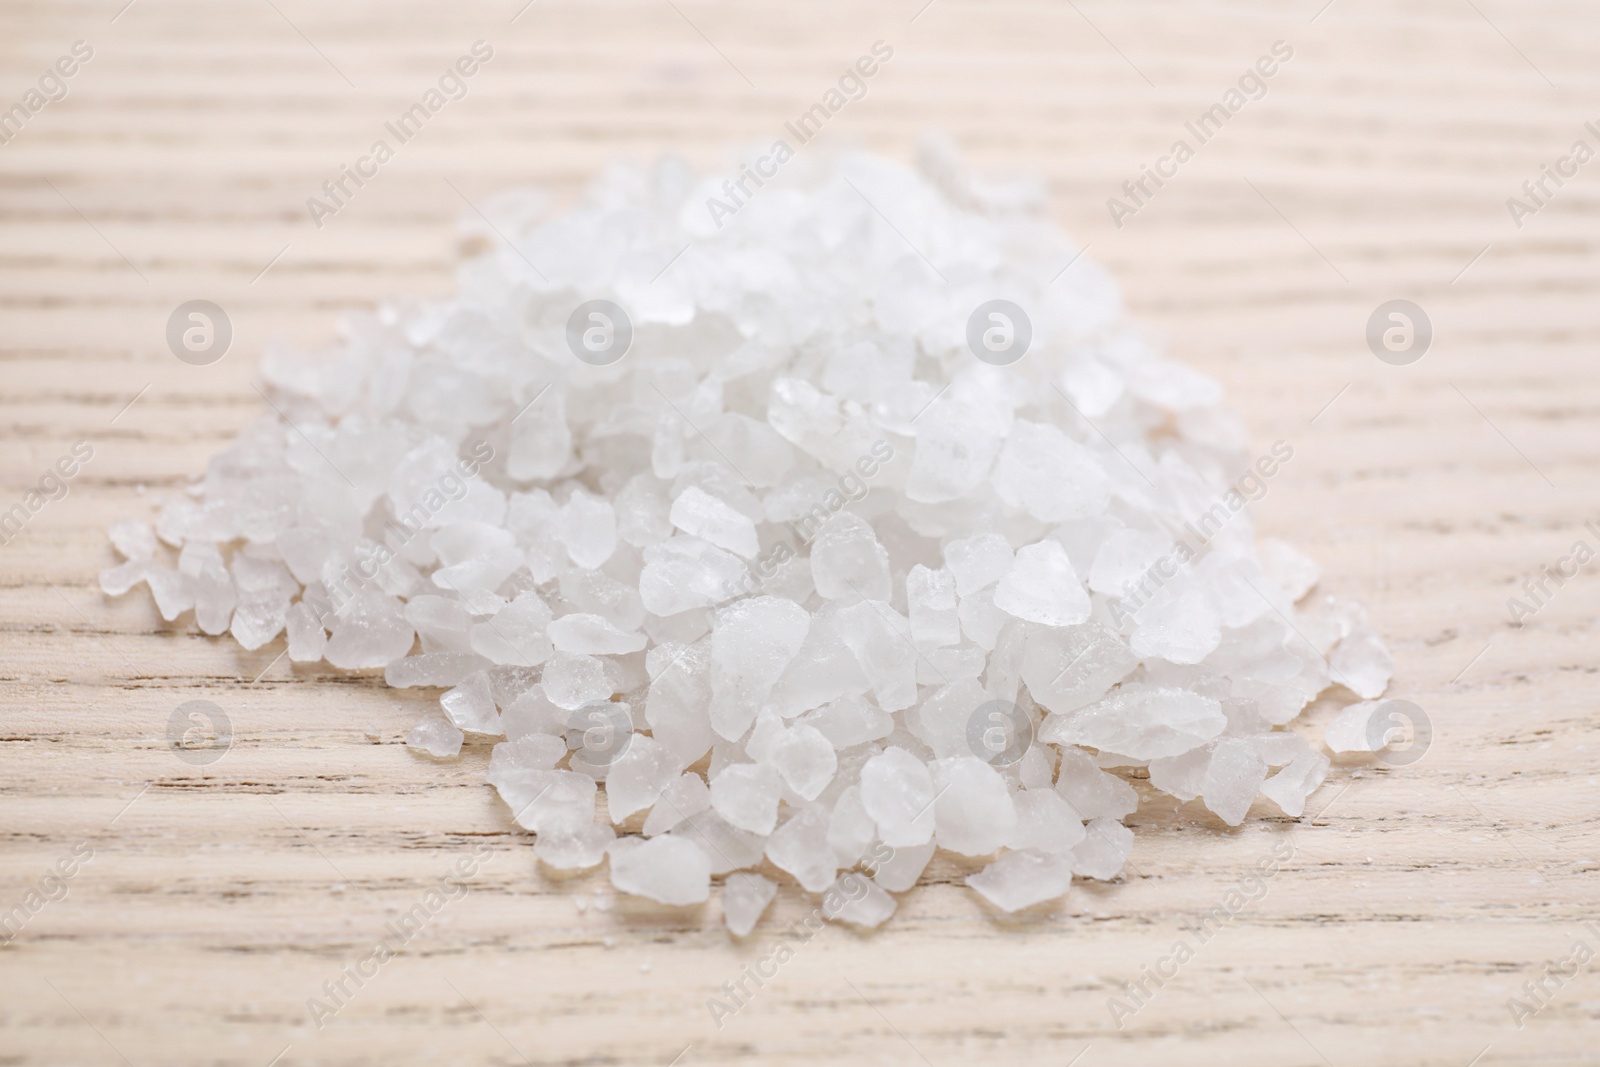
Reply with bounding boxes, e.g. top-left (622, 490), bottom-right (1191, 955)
top-left (2, 1), bottom-right (1597, 1064)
